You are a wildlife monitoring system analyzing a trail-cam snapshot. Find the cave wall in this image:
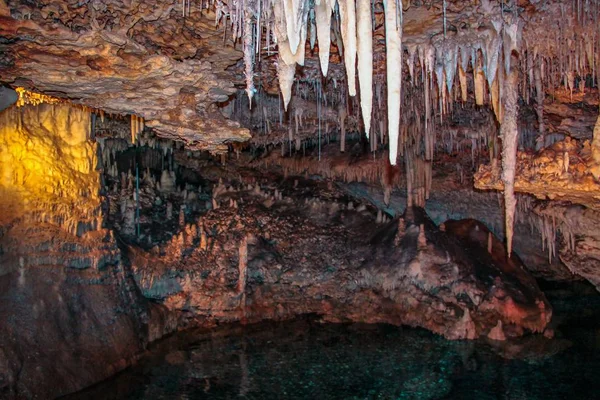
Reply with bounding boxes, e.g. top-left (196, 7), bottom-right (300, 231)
top-left (0, 103), bottom-right (175, 399)
top-left (0, 103), bottom-right (100, 231)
